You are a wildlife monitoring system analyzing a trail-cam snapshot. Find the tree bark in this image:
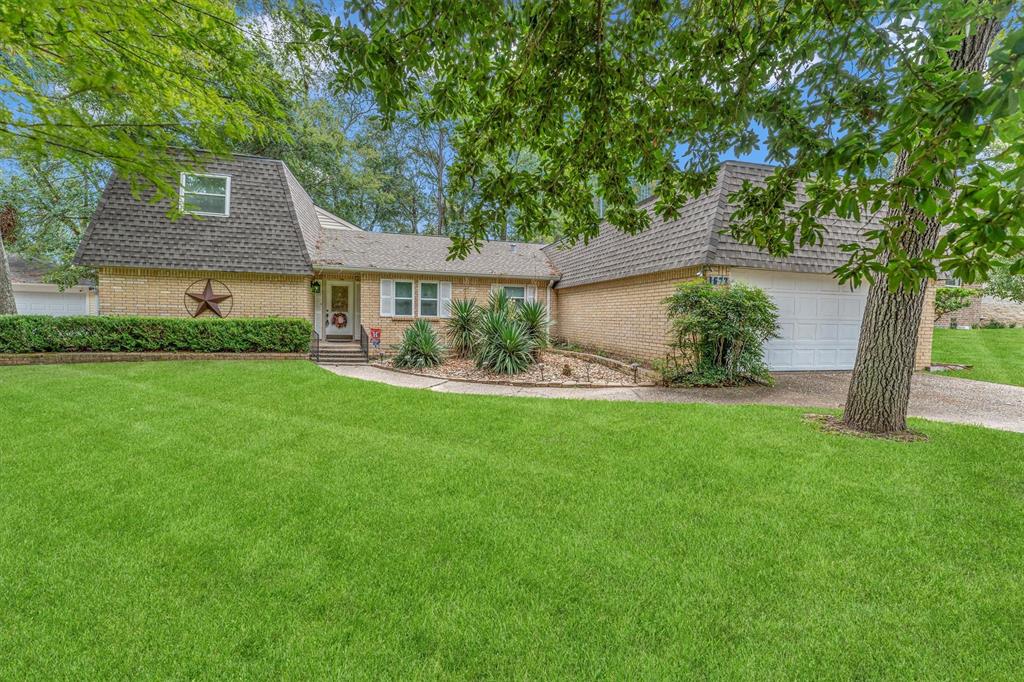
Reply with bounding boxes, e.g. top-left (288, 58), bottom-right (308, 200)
top-left (842, 17), bottom-right (1001, 433)
top-left (0, 237), bottom-right (17, 315)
